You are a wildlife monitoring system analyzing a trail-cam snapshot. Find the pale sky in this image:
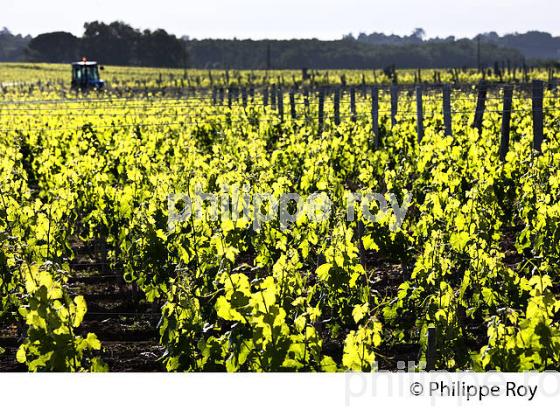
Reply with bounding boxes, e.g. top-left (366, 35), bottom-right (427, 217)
top-left (3, 0), bottom-right (559, 39)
